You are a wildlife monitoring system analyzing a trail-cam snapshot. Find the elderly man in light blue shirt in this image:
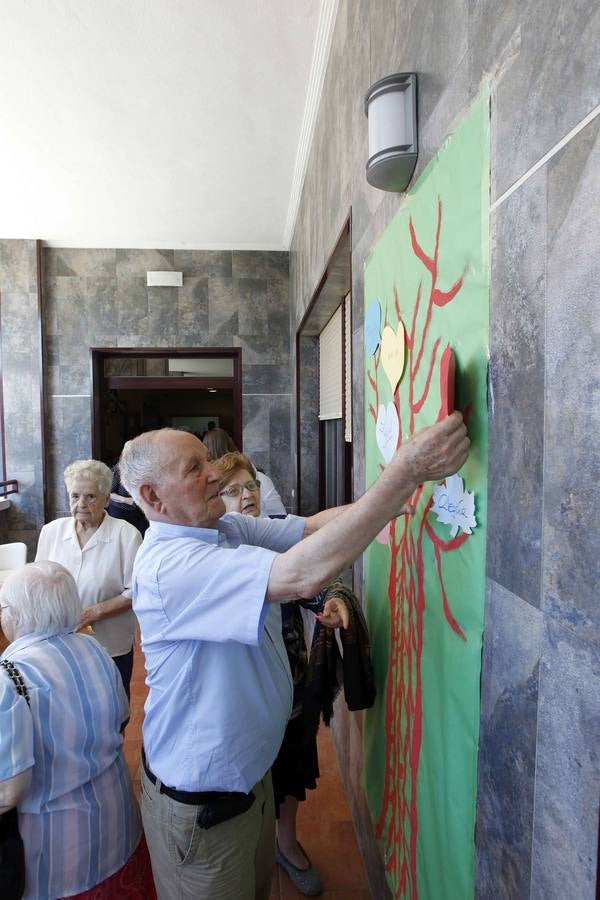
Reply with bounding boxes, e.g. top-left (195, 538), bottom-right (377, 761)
top-left (119, 416), bottom-right (469, 900)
